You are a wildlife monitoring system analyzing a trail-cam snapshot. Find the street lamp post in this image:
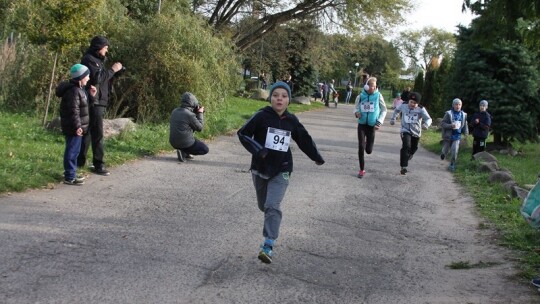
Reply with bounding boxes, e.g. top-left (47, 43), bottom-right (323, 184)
top-left (354, 62), bottom-right (360, 88)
